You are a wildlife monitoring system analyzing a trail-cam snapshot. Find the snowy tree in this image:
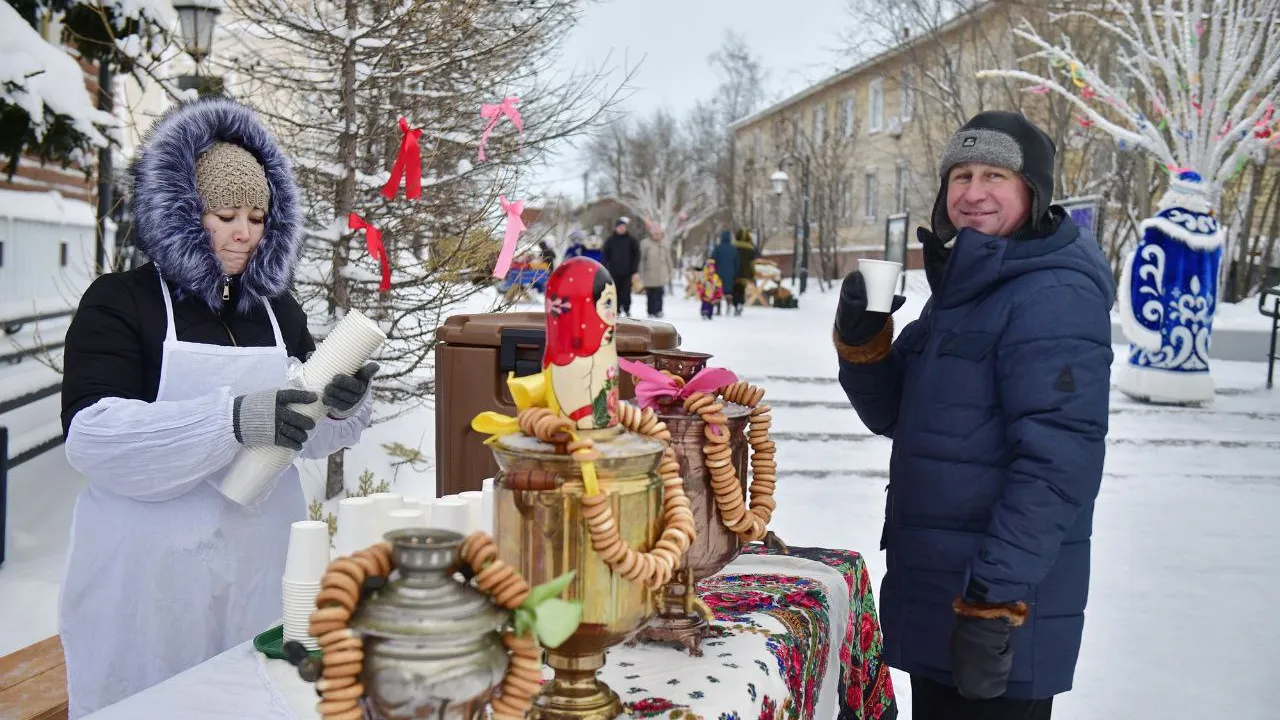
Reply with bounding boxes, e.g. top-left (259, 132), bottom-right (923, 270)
top-left (223, 0), bottom-right (614, 496)
top-left (977, 0), bottom-right (1280, 405)
top-left (618, 167), bottom-right (717, 250)
top-left (976, 0), bottom-right (1280, 203)
top-left (2, 0), bottom-right (184, 175)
